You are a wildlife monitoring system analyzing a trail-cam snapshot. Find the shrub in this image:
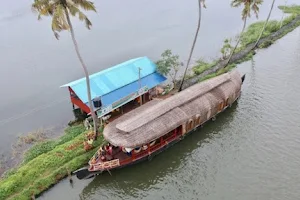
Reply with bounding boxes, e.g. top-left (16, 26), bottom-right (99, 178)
top-left (193, 59), bottom-right (218, 75)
